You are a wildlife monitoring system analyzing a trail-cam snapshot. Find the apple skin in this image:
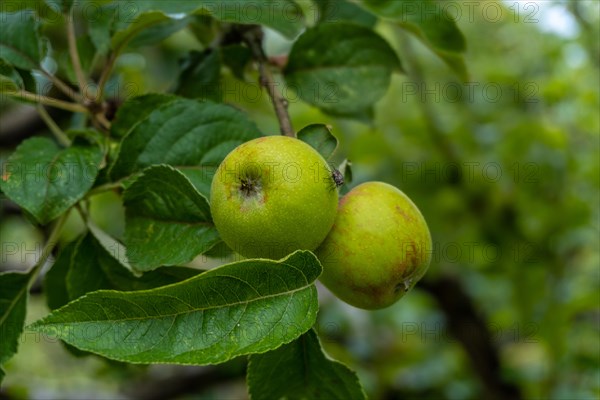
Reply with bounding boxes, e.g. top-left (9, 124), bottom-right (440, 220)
top-left (210, 136), bottom-right (338, 259)
top-left (315, 182), bottom-right (432, 310)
